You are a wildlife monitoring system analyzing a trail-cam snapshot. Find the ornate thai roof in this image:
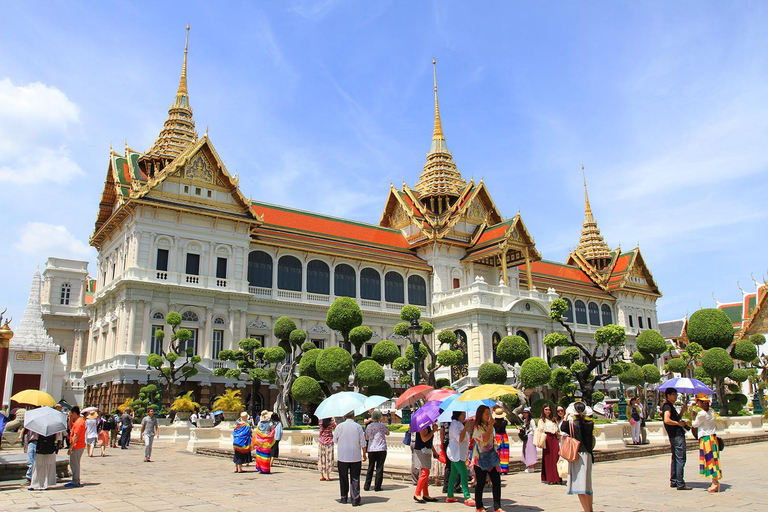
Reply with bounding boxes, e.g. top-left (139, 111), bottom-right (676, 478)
top-left (142, 25), bottom-right (198, 166)
top-left (12, 270), bottom-right (59, 352)
top-left (575, 175), bottom-right (611, 264)
top-left (517, 260), bottom-right (614, 300)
